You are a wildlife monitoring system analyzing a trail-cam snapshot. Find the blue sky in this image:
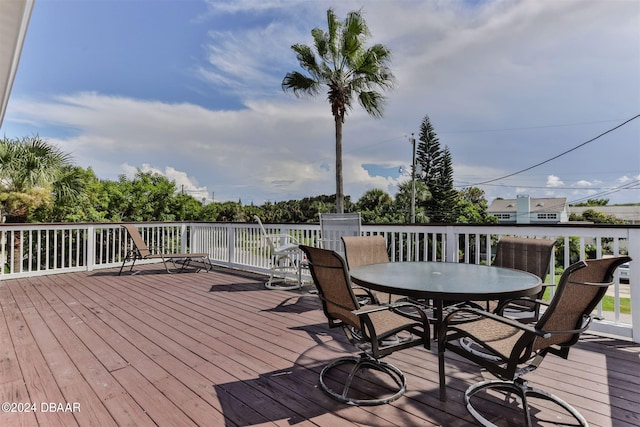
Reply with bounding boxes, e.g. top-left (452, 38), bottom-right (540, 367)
top-left (2, 0), bottom-right (639, 206)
